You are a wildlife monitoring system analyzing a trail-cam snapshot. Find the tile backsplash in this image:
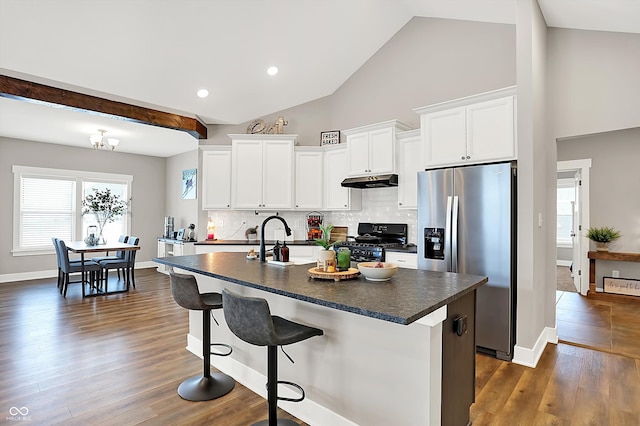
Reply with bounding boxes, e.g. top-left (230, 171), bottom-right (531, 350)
top-left (207, 187), bottom-right (417, 244)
